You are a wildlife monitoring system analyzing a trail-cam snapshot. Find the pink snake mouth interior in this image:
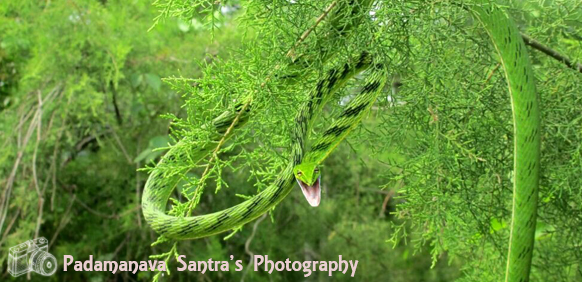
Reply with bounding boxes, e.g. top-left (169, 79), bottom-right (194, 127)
top-left (296, 176), bottom-right (321, 207)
